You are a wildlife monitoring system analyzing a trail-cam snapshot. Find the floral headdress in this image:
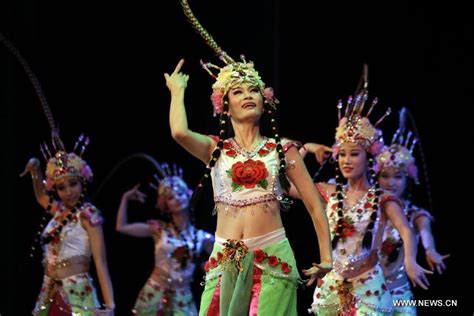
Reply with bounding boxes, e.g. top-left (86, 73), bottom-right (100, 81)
top-left (332, 64), bottom-right (391, 157)
top-left (42, 134), bottom-right (93, 191)
top-left (150, 162), bottom-right (191, 210)
top-left (376, 108), bottom-right (419, 183)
